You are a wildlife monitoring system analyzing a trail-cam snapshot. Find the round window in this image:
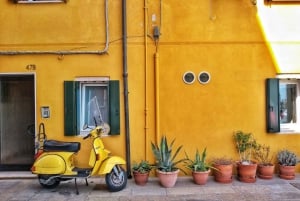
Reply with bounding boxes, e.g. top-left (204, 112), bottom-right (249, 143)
top-left (198, 71), bottom-right (210, 84)
top-left (183, 71), bottom-right (195, 84)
